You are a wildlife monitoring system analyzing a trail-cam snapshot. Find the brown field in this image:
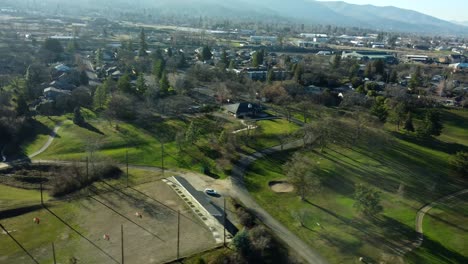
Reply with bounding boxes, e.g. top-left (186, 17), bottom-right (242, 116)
top-left (0, 181), bottom-right (216, 264)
